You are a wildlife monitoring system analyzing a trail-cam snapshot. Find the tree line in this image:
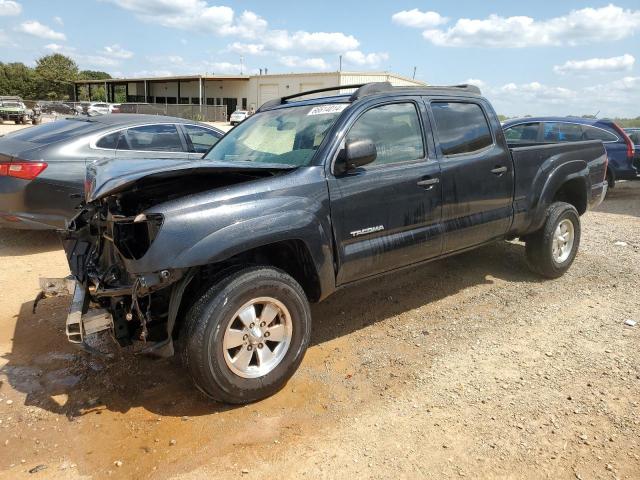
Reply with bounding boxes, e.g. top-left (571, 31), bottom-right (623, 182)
top-left (0, 53), bottom-right (111, 101)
